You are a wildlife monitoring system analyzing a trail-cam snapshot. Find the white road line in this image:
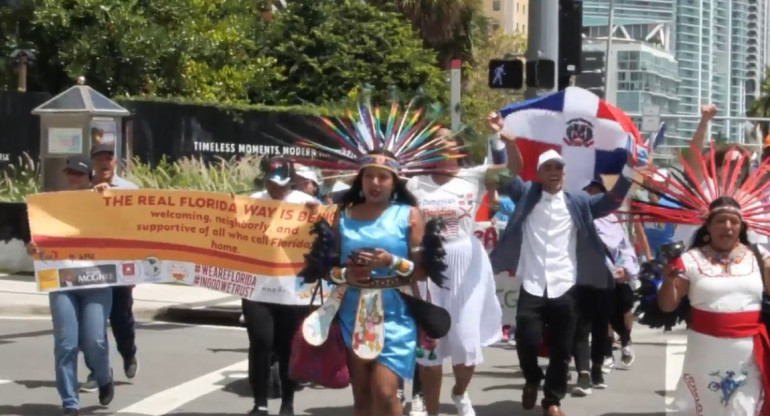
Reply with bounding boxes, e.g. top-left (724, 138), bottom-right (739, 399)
top-left (116, 360), bottom-right (248, 416)
top-left (665, 339), bottom-right (687, 406)
top-left (0, 379), bottom-right (11, 385)
top-left (0, 316), bottom-right (49, 321)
